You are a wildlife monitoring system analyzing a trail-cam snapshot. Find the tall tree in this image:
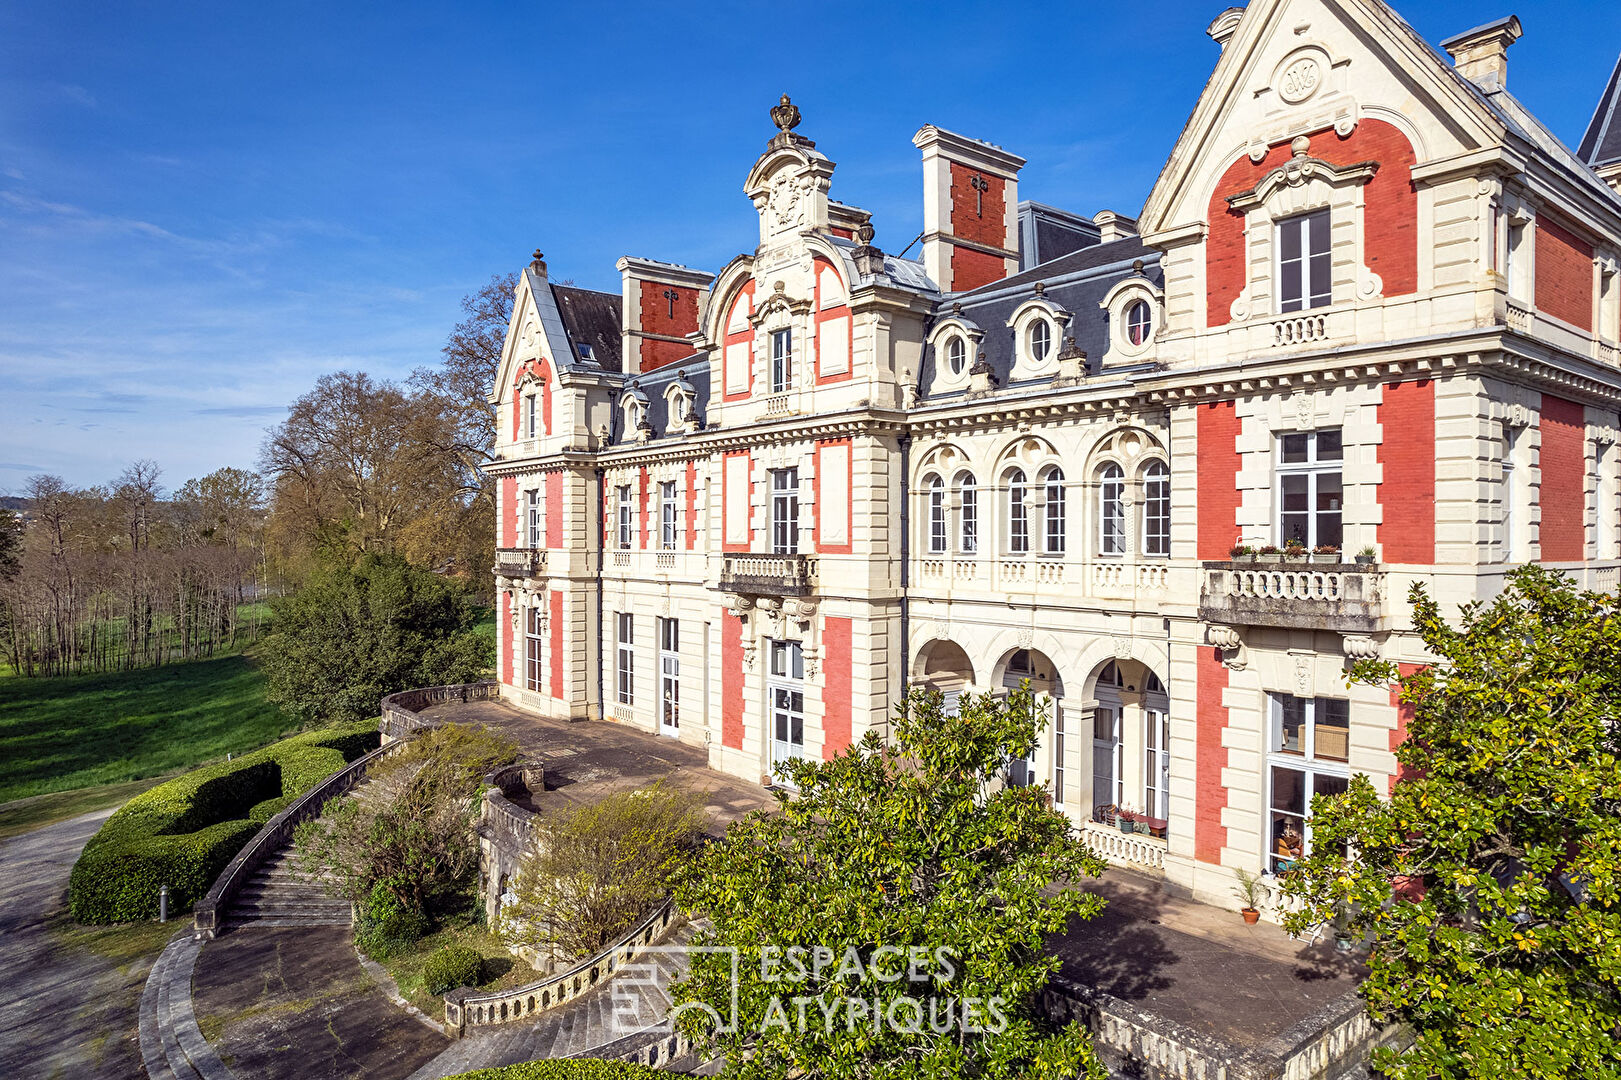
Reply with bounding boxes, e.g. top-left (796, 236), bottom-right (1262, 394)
top-left (175, 467), bottom-right (265, 550)
top-left (410, 271), bottom-right (517, 478)
top-left (1280, 566), bottom-right (1621, 1080)
top-left (673, 686), bottom-right (1107, 1080)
